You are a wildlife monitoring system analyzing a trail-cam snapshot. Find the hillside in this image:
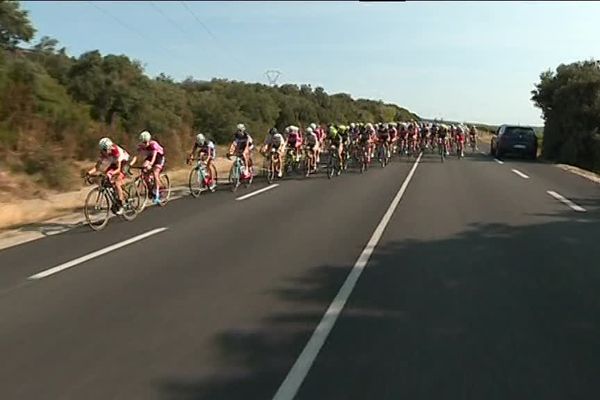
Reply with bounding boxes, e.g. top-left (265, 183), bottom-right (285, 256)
top-left (0, 1), bottom-right (419, 193)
